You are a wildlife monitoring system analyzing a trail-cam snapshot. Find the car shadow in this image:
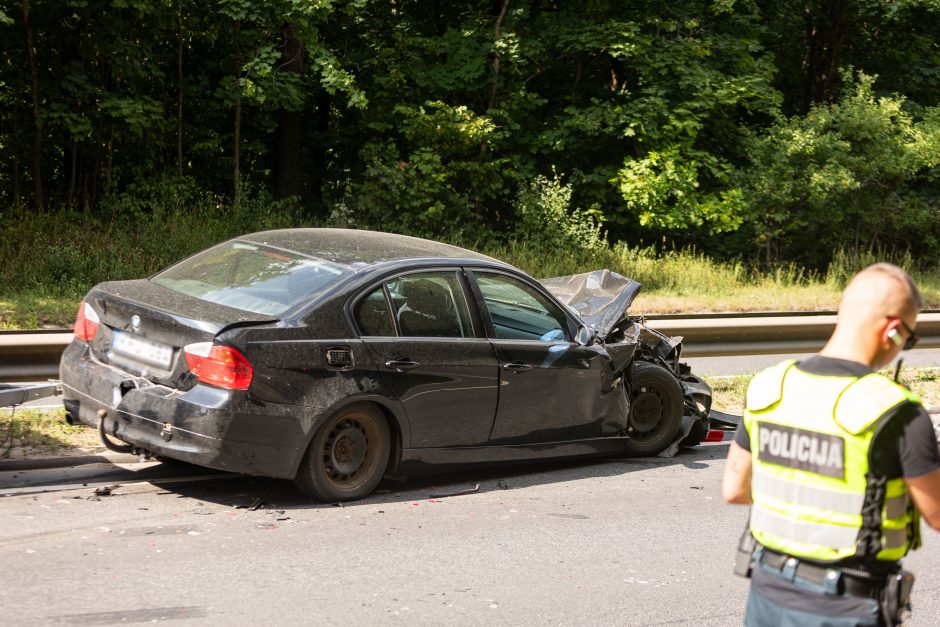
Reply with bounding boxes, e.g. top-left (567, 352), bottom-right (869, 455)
top-left (150, 441), bottom-right (731, 511)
